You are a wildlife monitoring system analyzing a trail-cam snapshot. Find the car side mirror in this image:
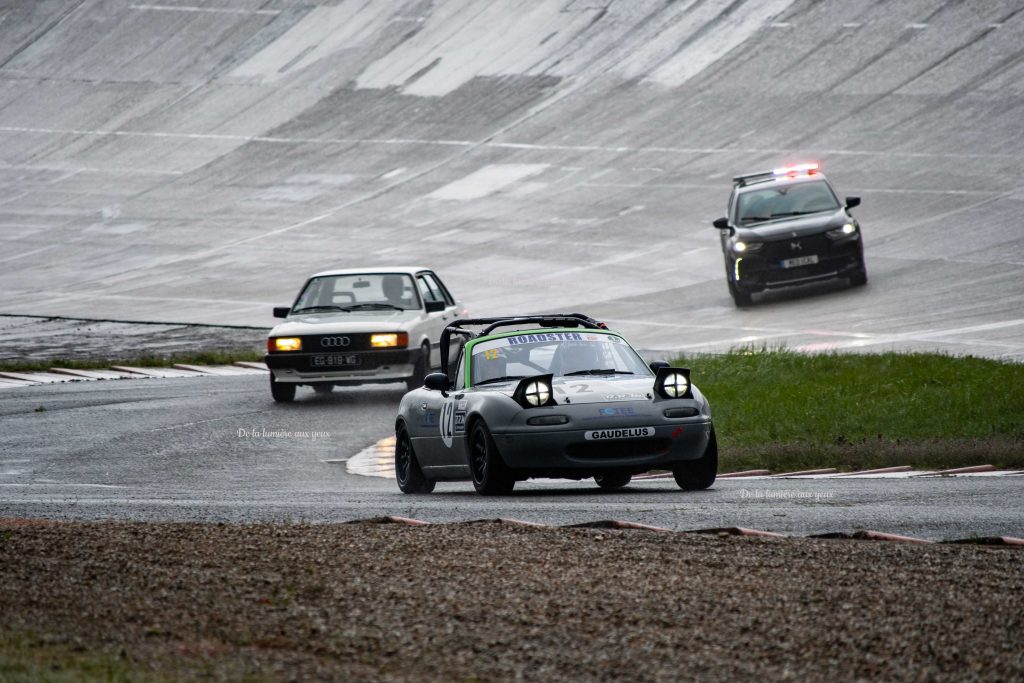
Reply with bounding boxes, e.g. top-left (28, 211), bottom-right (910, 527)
top-left (649, 360), bottom-right (670, 372)
top-left (273, 306), bottom-right (290, 318)
top-left (424, 300), bottom-right (445, 313)
top-left (424, 372), bottom-right (450, 393)
top-left (712, 217), bottom-right (730, 230)
top-left (845, 196), bottom-right (861, 209)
